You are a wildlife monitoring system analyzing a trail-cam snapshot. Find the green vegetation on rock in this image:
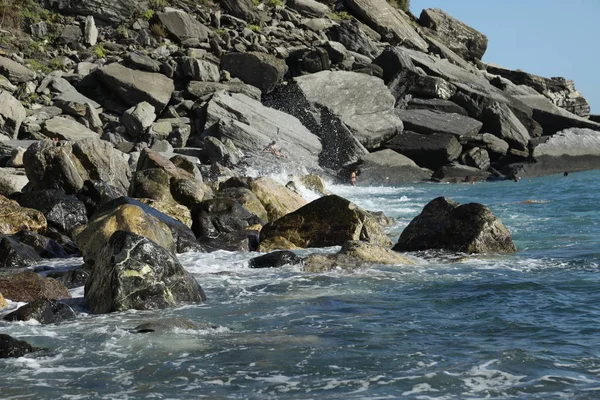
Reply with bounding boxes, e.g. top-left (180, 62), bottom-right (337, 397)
top-left (247, 24), bottom-right (261, 32)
